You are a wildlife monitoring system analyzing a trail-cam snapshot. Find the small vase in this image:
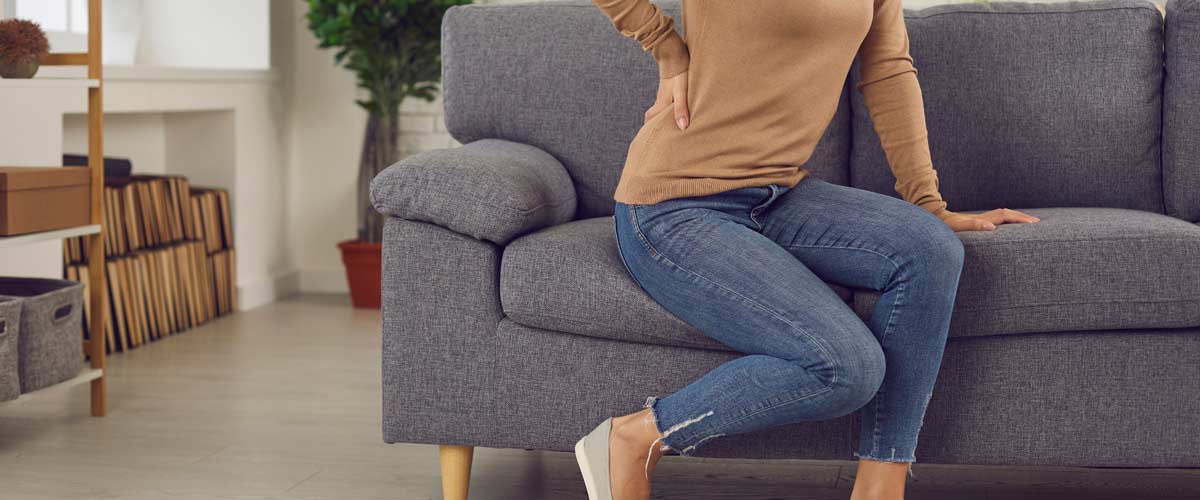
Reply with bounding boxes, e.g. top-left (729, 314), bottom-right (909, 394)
top-left (0, 57), bottom-right (40, 79)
